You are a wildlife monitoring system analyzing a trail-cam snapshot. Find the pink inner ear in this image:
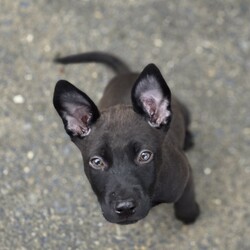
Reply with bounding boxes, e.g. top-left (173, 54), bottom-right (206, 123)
top-left (142, 97), bottom-right (157, 116)
top-left (62, 103), bottom-right (92, 137)
top-left (141, 89), bottom-right (170, 127)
